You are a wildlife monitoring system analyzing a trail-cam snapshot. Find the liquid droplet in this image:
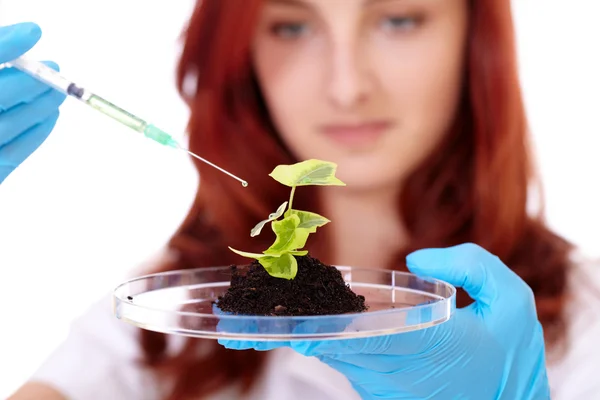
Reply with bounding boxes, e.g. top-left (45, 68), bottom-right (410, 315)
top-left (242, 181), bottom-right (248, 187)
